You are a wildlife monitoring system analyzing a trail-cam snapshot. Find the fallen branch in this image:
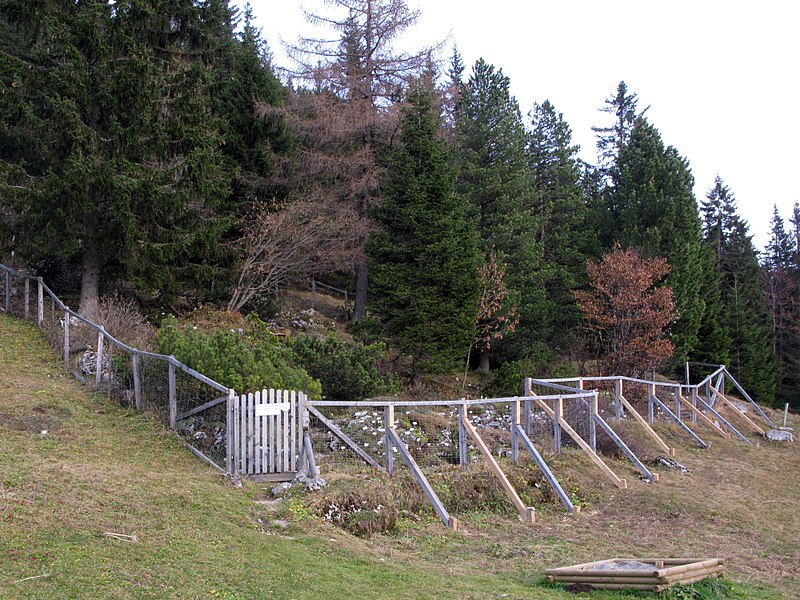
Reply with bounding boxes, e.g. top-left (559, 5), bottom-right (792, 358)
top-left (10, 573), bottom-right (51, 584)
top-left (103, 531), bottom-right (138, 543)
